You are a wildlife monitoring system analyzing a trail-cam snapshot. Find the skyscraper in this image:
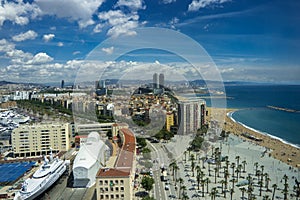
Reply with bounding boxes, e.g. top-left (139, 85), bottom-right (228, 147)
top-left (61, 80), bottom-right (64, 88)
top-left (177, 99), bottom-right (206, 135)
top-left (153, 73), bottom-right (159, 89)
top-left (159, 73), bottom-right (164, 89)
